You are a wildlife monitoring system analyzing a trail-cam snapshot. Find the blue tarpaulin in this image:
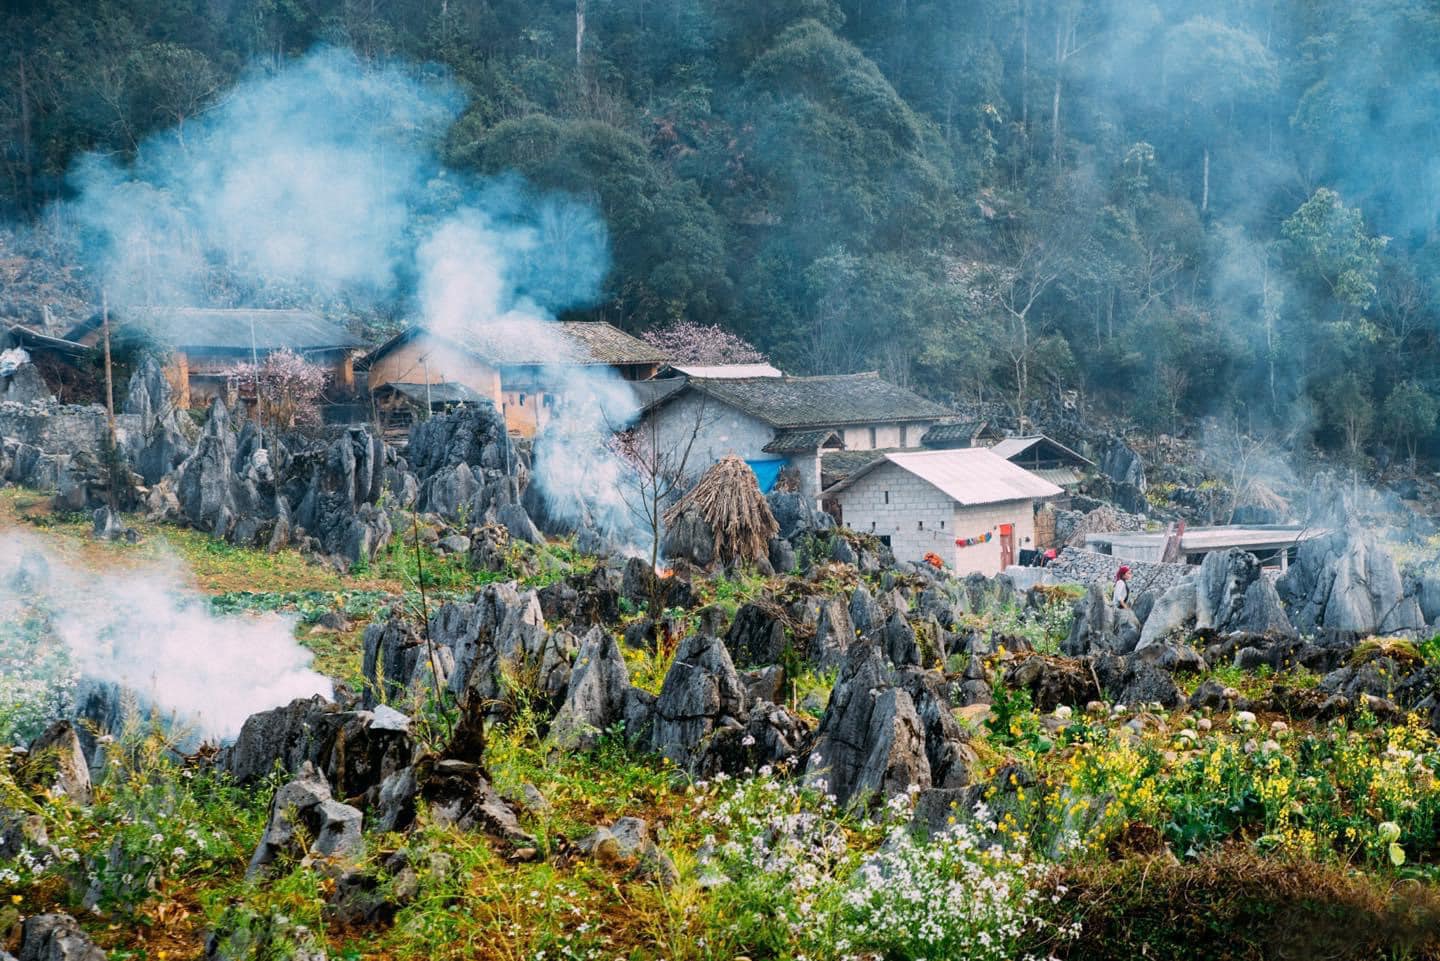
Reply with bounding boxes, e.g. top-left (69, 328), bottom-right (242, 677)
top-left (745, 458), bottom-right (786, 494)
